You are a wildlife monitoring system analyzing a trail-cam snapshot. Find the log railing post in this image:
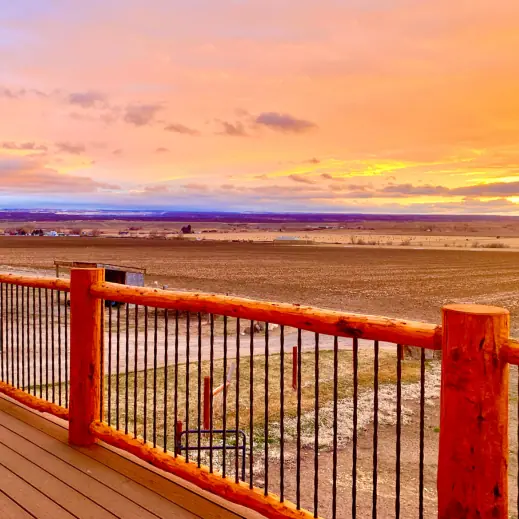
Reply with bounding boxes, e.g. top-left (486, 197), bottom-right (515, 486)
top-left (69, 268), bottom-right (104, 446)
top-left (438, 304), bottom-right (509, 518)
